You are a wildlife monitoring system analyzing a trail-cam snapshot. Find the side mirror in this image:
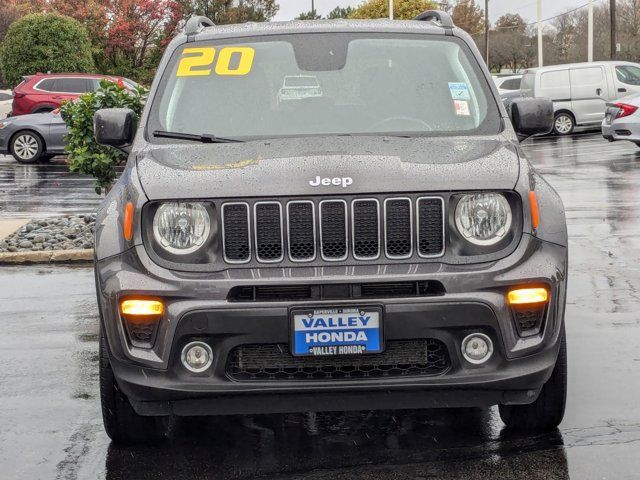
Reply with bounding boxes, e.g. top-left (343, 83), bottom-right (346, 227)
top-left (93, 108), bottom-right (137, 152)
top-left (507, 97), bottom-right (554, 141)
